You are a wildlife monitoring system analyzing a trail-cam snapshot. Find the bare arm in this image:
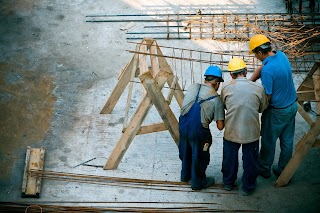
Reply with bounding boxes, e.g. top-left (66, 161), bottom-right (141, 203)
top-left (250, 65), bottom-right (263, 82)
top-left (267, 94), bottom-right (271, 102)
top-left (216, 120), bottom-right (224, 130)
